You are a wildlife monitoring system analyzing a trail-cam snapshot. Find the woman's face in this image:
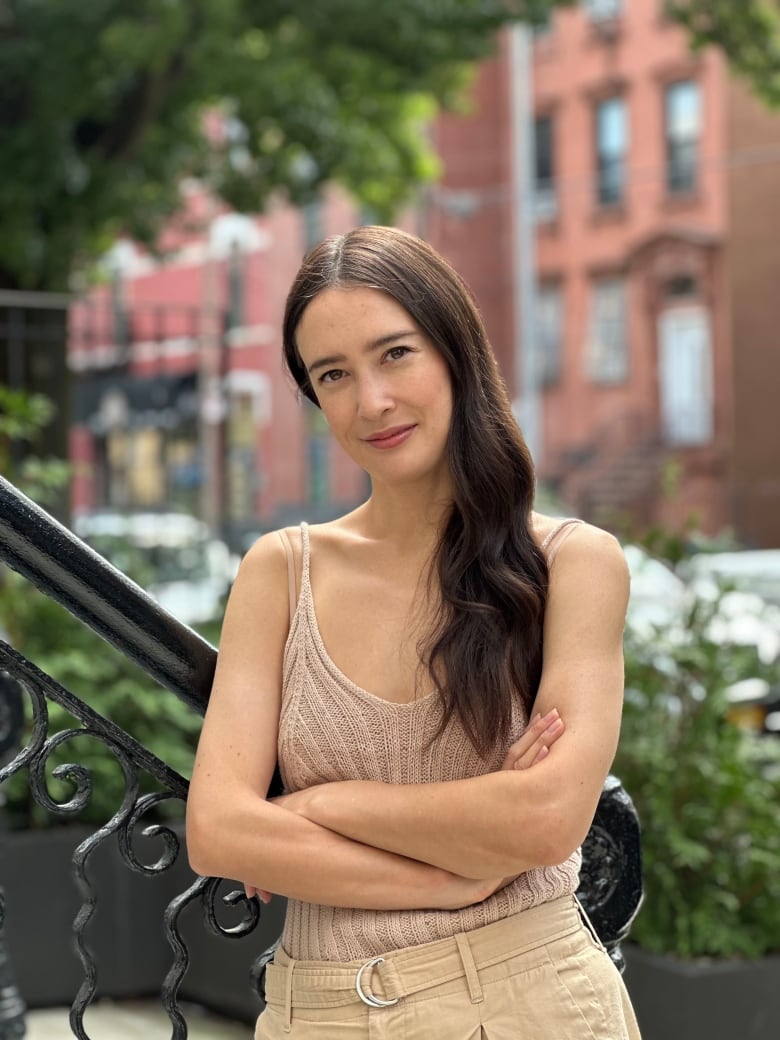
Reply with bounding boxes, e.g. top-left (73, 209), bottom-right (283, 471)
top-left (295, 286), bottom-right (454, 490)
